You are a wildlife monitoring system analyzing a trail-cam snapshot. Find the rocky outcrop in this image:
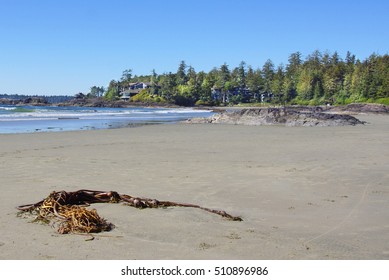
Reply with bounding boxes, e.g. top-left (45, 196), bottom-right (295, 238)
top-left (186, 107), bottom-right (365, 127)
top-left (55, 97), bottom-right (128, 107)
